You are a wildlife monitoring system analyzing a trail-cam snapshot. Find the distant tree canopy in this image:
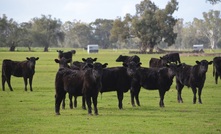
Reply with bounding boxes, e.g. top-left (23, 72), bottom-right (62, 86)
top-left (0, 0), bottom-right (221, 52)
top-left (207, 0), bottom-right (221, 4)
